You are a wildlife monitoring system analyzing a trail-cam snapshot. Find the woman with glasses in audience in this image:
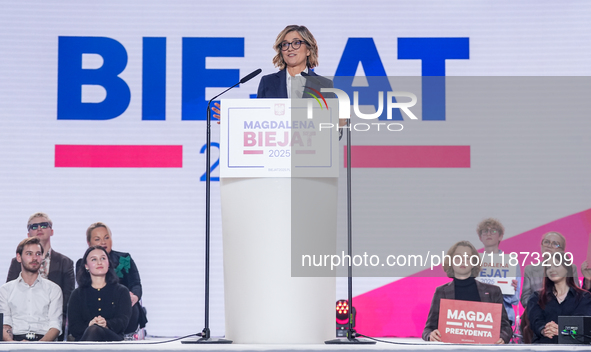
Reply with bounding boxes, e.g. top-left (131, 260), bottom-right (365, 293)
top-left (527, 252), bottom-right (591, 343)
top-left (75, 222), bottom-right (147, 336)
top-left (68, 246), bottom-right (131, 341)
top-left (423, 241), bottom-right (512, 344)
top-left (521, 232), bottom-right (579, 308)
